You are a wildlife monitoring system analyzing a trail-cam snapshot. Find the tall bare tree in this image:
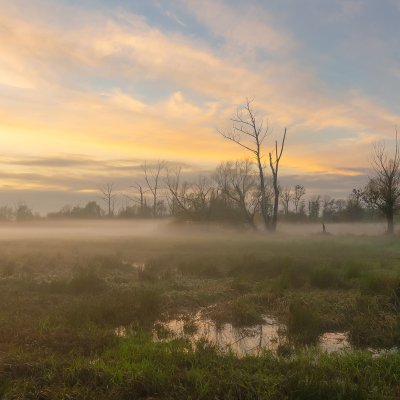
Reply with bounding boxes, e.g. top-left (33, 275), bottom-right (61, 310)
top-left (369, 129), bottom-right (400, 234)
top-left (269, 129), bottom-right (287, 231)
top-left (100, 183), bottom-right (117, 217)
top-left (219, 99), bottom-right (271, 230)
top-left (143, 160), bottom-right (166, 218)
